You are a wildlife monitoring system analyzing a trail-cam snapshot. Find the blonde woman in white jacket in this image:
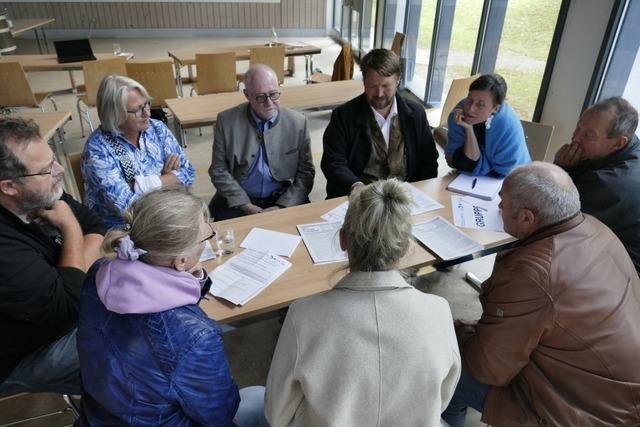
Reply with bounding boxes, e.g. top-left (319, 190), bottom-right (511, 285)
top-left (265, 178), bottom-right (461, 427)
